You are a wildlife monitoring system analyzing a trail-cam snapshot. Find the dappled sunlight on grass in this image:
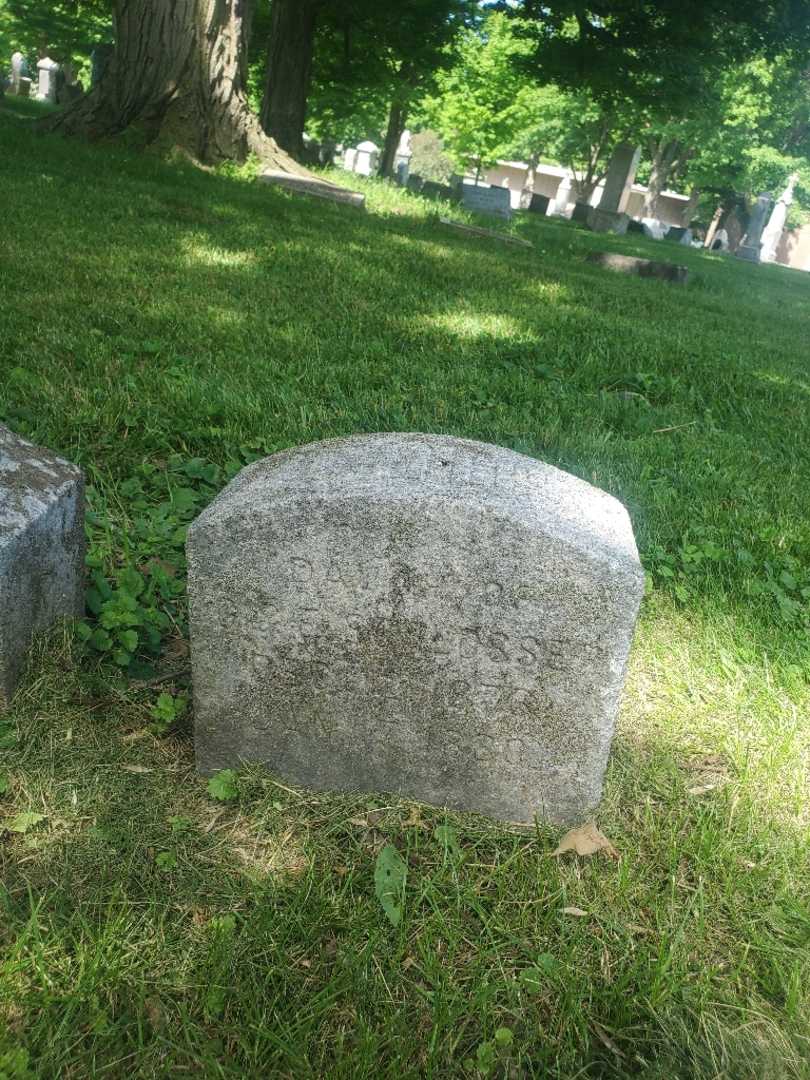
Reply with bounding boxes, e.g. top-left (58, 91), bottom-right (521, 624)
top-left (1, 99), bottom-right (809, 1077)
